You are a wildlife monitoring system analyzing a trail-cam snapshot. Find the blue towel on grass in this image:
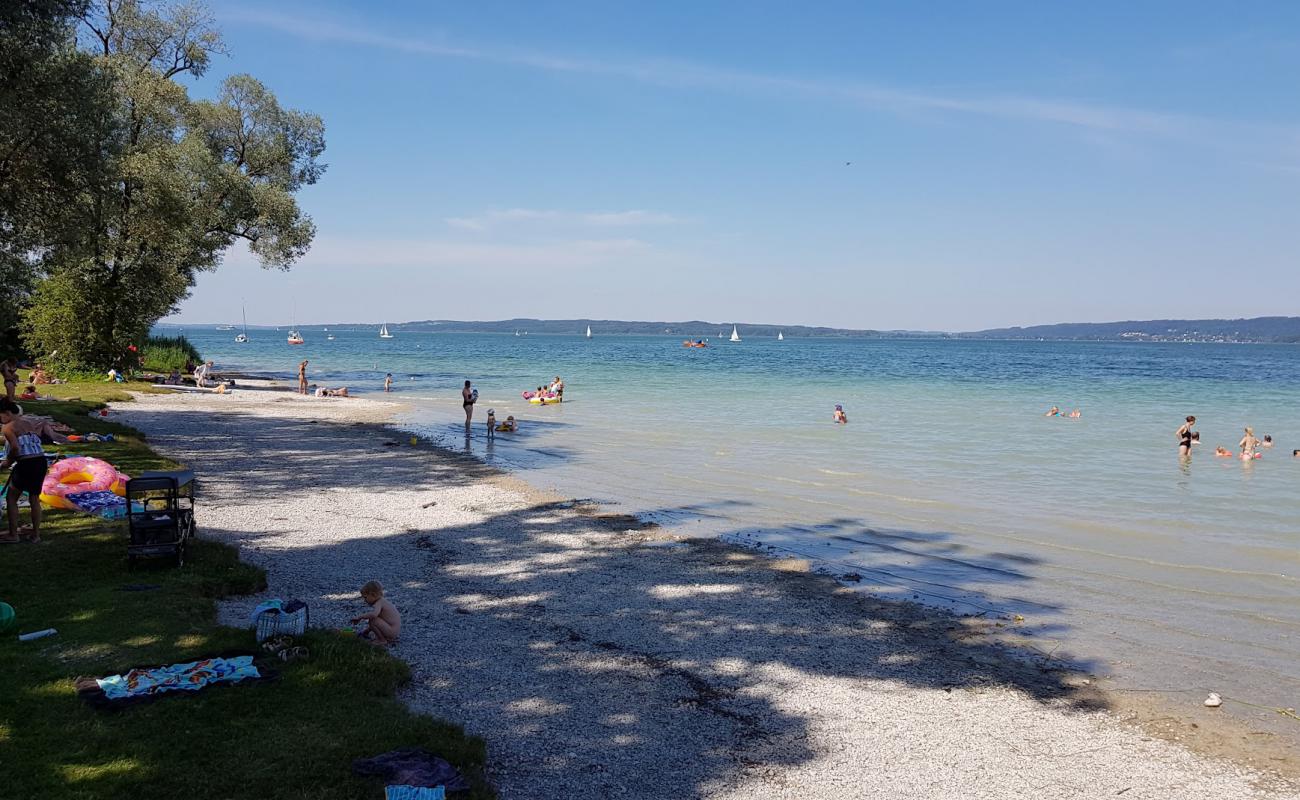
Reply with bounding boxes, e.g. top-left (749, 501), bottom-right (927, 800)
top-left (386, 787), bottom-right (444, 800)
